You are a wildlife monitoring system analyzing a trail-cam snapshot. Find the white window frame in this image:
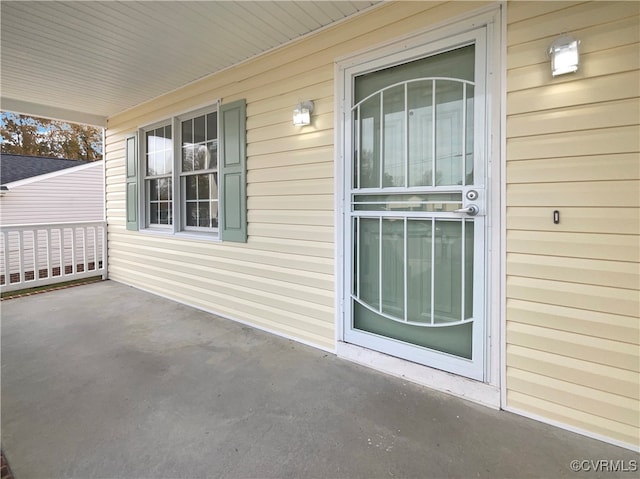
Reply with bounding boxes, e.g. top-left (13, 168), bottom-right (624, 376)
top-left (139, 102), bottom-right (220, 238)
top-left (177, 105), bottom-right (220, 234)
top-left (141, 121), bottom-right (173, 231)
